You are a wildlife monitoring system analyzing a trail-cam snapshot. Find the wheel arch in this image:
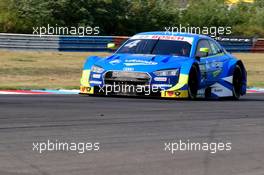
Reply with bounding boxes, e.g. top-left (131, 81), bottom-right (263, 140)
top-left (235, 60), bottom-right (247, 95)
top-left (236, 60), bottom-right (247, 81)
top-left (192, 62), bottom-right (201, 84)
top-left (166, 60), bottom-right (200, 92)
top-left (226, 59), bottom-right (247, 95)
